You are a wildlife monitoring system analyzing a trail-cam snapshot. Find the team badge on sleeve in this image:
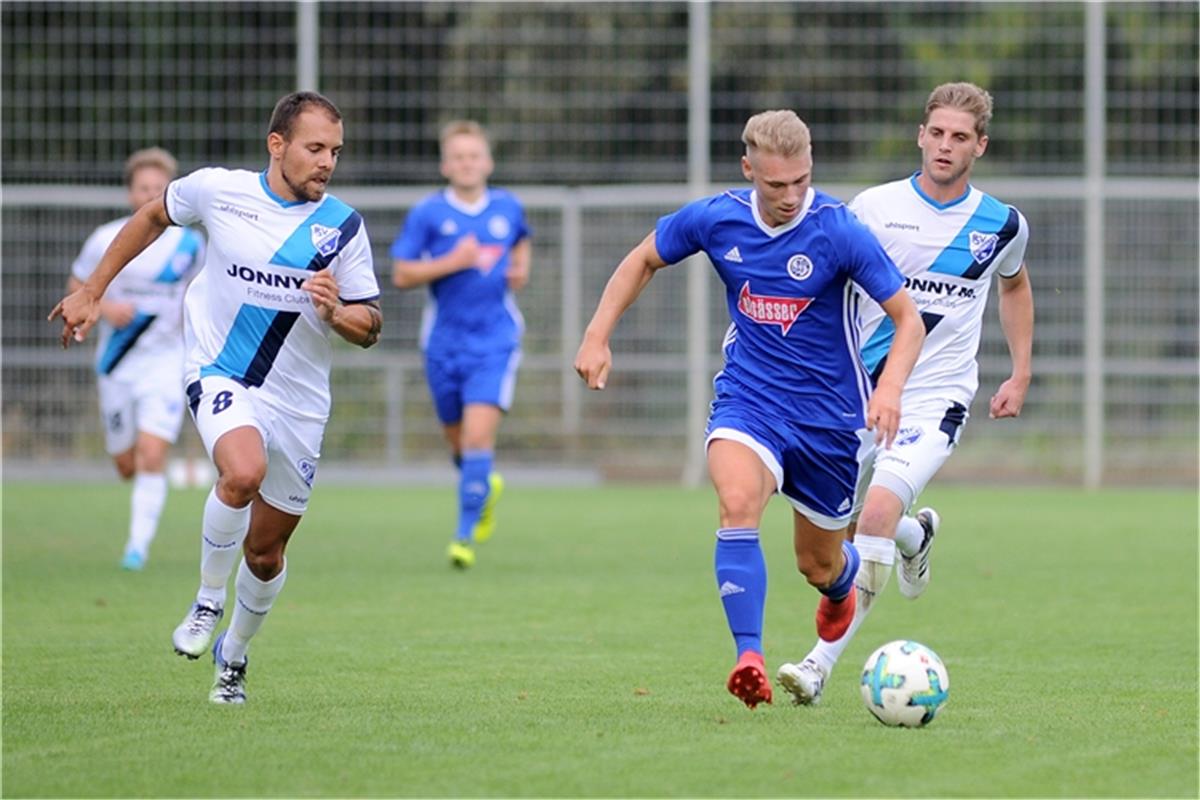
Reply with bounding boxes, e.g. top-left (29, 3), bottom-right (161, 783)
top-left (310, 224), bottom-right (341, 257)
top-left (968, 231), bottom-right (998, 264)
